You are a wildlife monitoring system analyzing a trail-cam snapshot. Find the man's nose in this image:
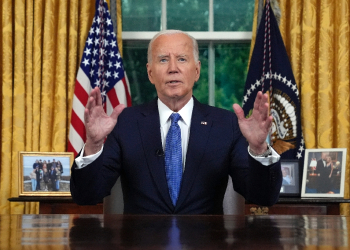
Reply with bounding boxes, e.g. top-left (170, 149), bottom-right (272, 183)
top-left (168, 58), bottom-right (178, 73)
